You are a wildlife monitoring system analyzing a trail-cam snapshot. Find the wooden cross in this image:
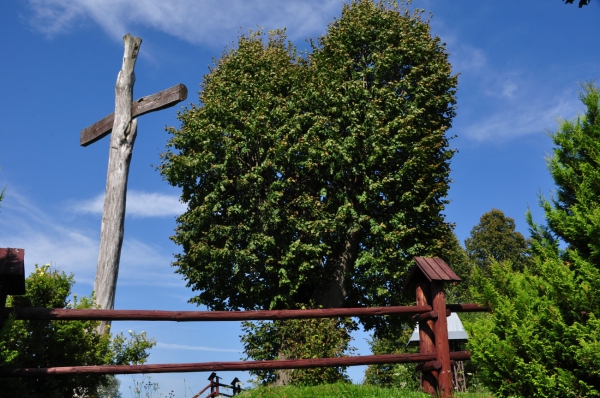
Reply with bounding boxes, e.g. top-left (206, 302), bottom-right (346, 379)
top-left (81, 34), bottom-right (187, 333)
